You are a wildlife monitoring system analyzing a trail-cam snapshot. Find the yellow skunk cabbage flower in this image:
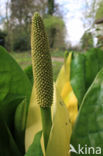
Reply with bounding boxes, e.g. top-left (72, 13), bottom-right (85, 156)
top-left (25, 13), bottom-right (72, 155)
top-left (56, 53), bottom-right (78, 125)
top-left (26, 12), bottom-right (53, 152)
